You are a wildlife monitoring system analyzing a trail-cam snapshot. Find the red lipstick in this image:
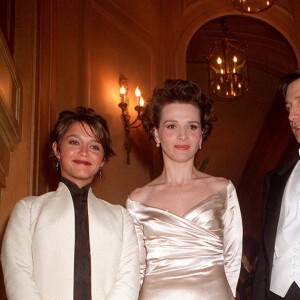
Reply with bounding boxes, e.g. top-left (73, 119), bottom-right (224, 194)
top-left (174, 145), bottom-right (190, 150)
top-left (73, 160), bottom-right (91, 165)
